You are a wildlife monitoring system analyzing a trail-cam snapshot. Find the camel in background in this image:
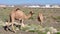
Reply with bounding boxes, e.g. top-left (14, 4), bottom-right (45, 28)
top-left (9, 8), bottom-right (34, 32)
top-left (37, 13), bottom-right (44, 25)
